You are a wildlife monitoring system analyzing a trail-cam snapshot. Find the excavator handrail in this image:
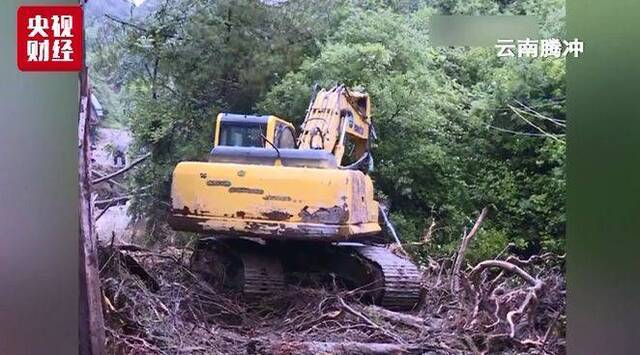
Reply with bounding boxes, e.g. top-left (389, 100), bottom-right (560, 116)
top-left (208, 146), bottom-right (337, 168)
